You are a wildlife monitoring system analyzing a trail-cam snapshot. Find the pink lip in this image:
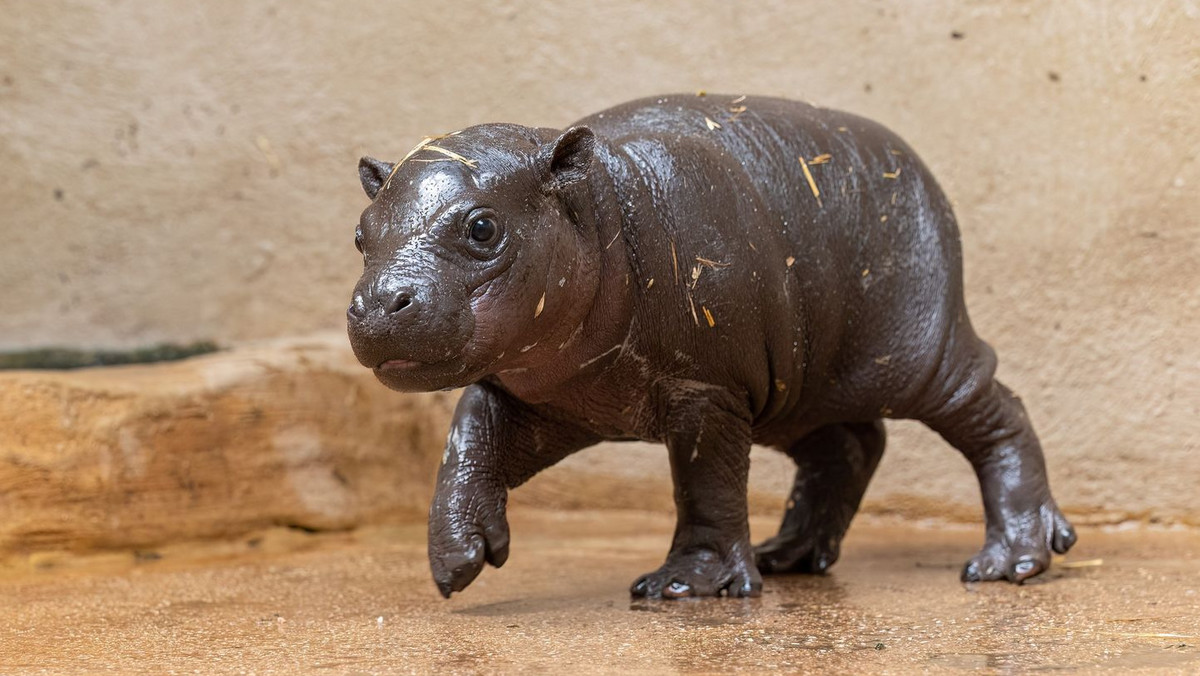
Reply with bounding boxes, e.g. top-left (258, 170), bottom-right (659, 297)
top-left (378, 359), bottom-right (422, 371)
